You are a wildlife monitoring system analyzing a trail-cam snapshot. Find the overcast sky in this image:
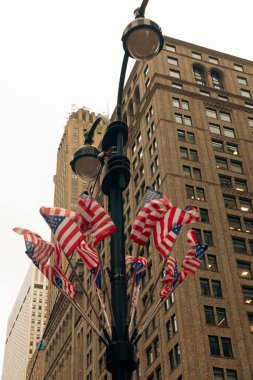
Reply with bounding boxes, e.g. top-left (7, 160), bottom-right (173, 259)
top-left (1, 0), bottom-right (253, 375)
